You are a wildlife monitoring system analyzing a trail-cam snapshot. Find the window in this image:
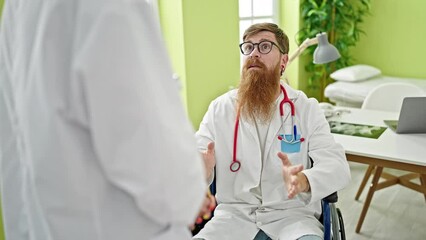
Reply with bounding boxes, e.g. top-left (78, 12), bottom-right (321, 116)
top-left (238, 0), bottom-right (279, 42)
top-left (238, 0), bottom-right (279, 67)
